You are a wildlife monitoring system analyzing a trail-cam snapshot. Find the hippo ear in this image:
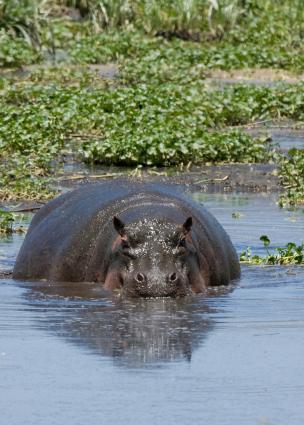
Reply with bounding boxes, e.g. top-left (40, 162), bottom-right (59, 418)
top-left (113, 216), bottom-right (125, 237)
top-left (182, 217), bottom-right (192, 234)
